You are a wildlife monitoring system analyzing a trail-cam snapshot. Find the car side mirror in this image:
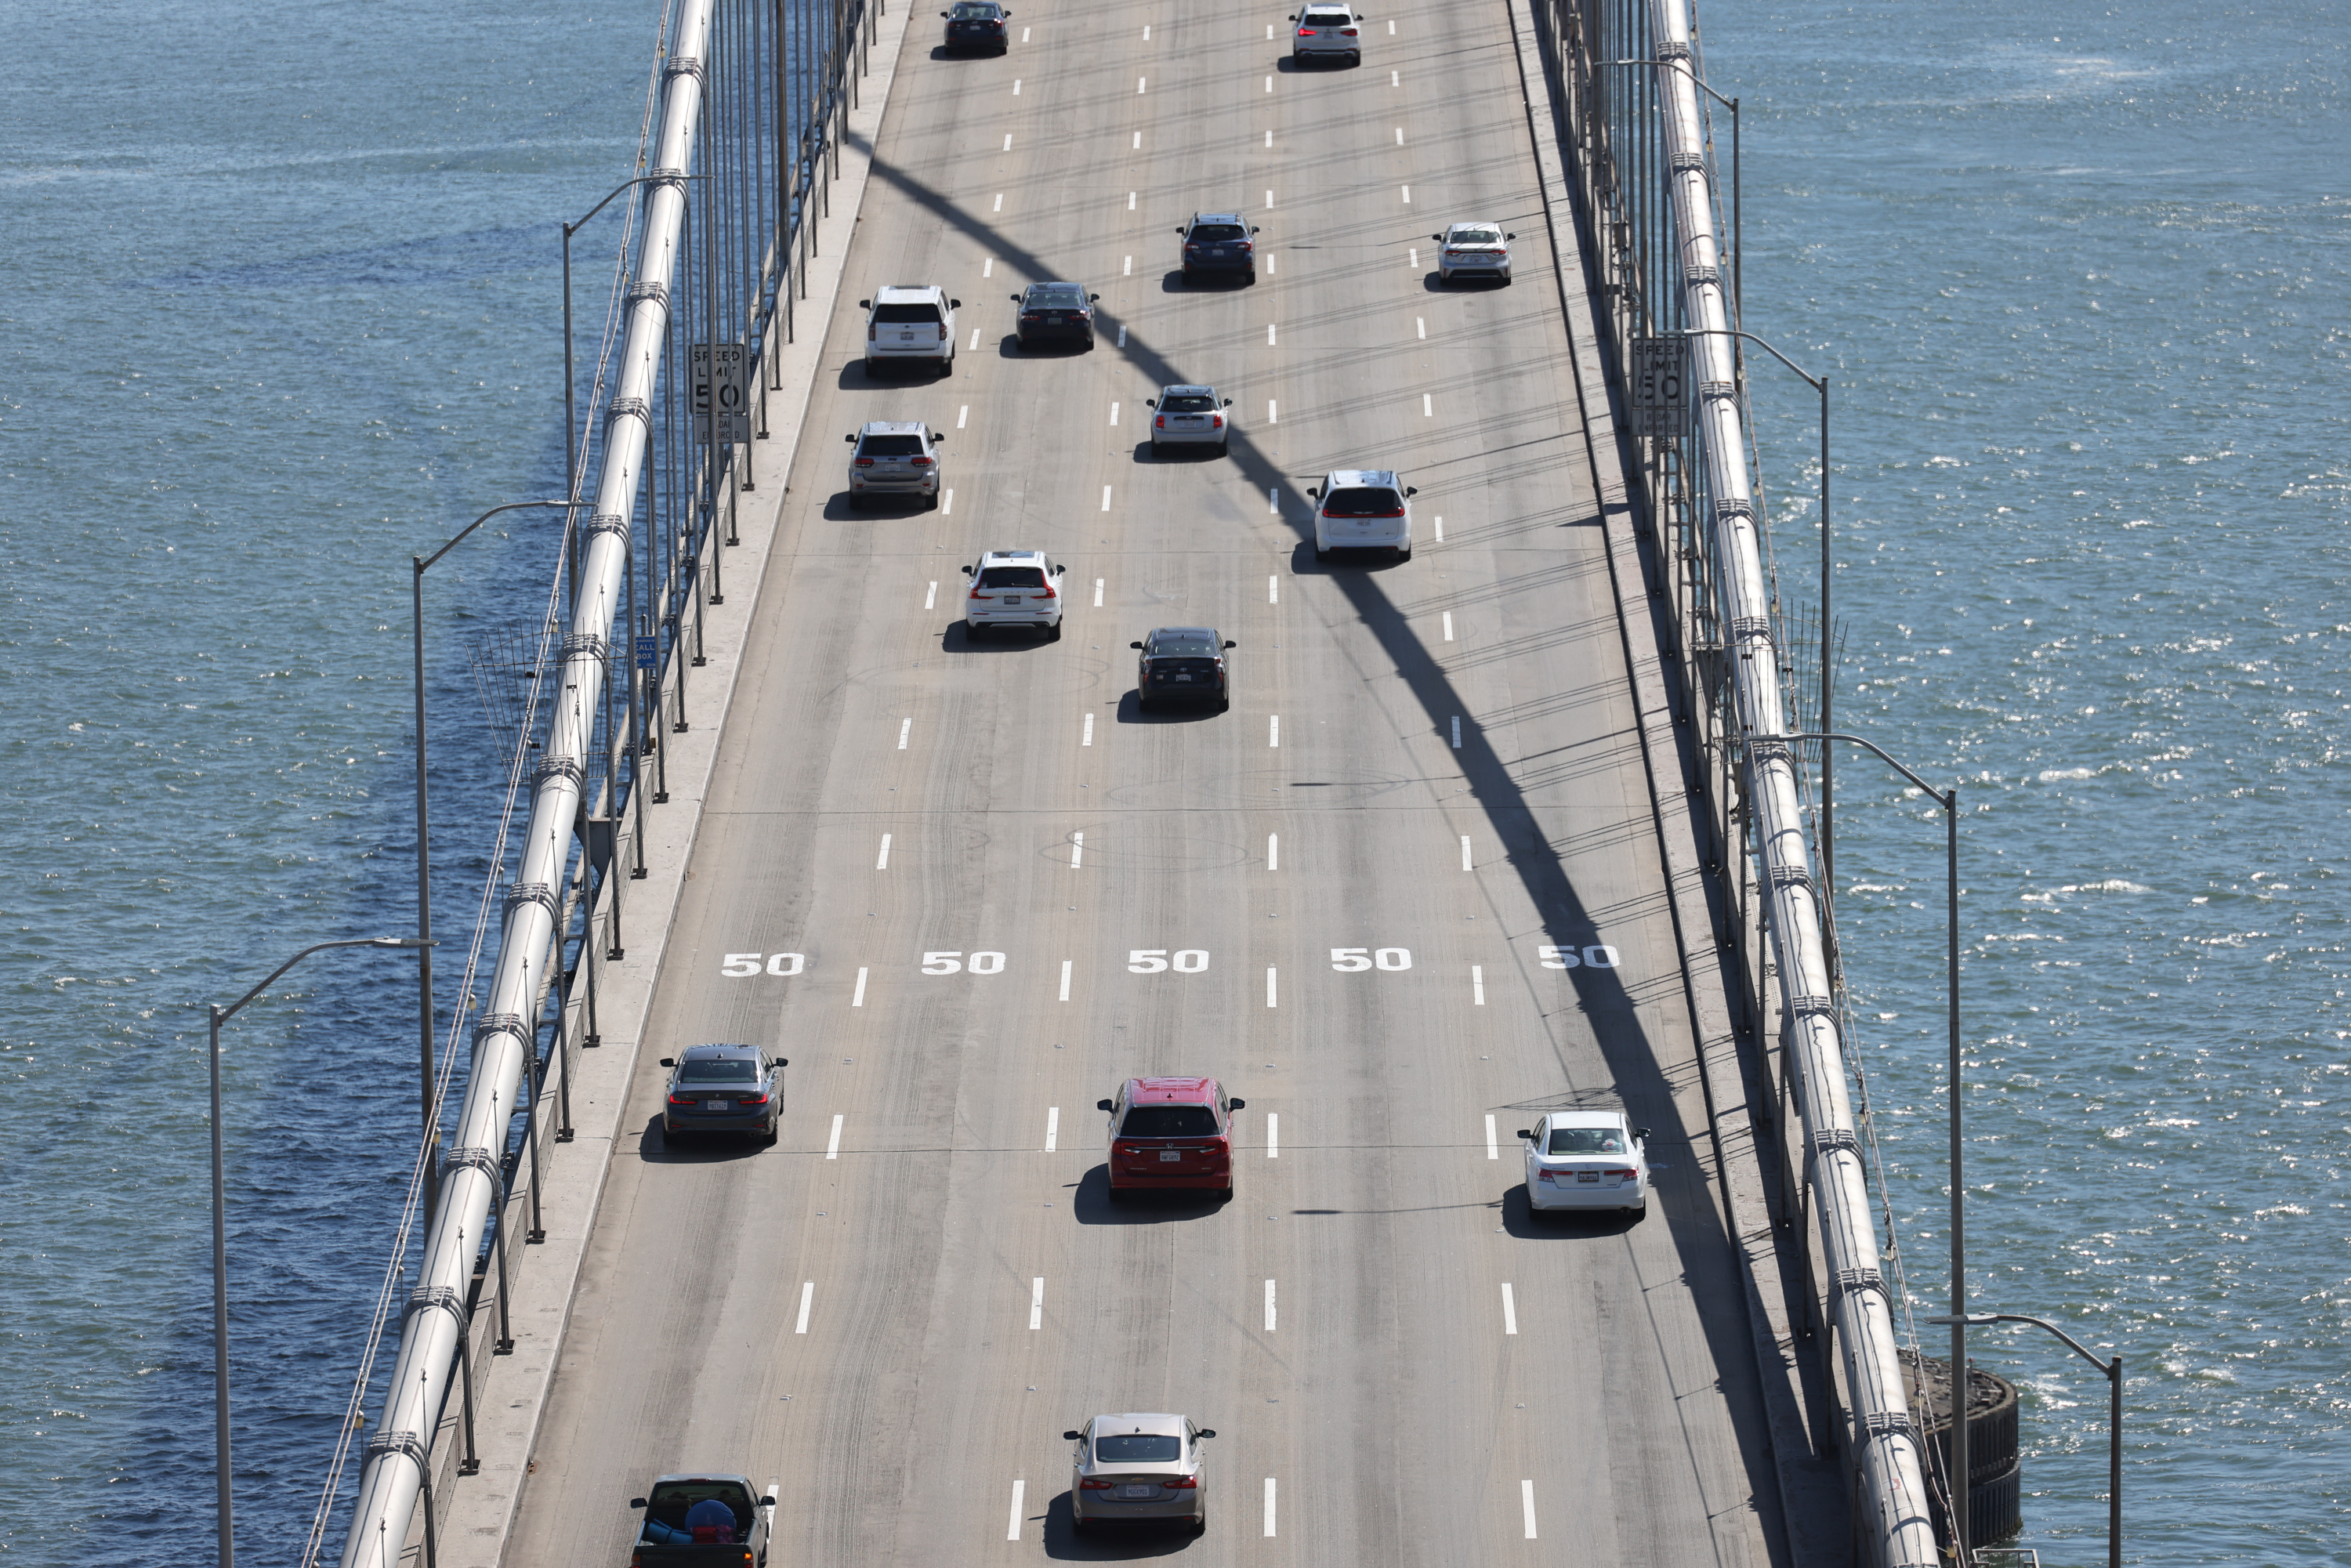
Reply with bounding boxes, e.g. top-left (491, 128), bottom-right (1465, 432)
top-left (1009, 293), bottom-right (1020, 302)
top-left (629, 1497), bottom-right (648, 1509)
top-left (1432, 234), bottom-right (1443, 242)
top-left (1127, 643), bottom-right (1143, 650)
top-left (1053, 564), bottom-right (1067, 575)
top-left (844, 433), bottom-right (857, 443)
top-left (760, 1495), bottom-right (777, 1508)
top-left (1062, 1430), bottom-right (1084, 1442)
top-left (773, 1058), bottom-right (788, 1069)
top-left (950, 298), bottom-right (962, 309)
top-left (1226, 1097), bottom-right (1245, 1110)
top-left (1306, 486), bottom-right (1320, 498)
top-left (1223, 639), bottom-right (1236, 649)
top-left (1145, 397), bottom-right (1157, 407)
top-left (1515, 1129), bottom-right (1534, 1141)
top-left (658, 1058), bottom-right (675, 1067)
top-left (1405, 486), bottom-right (1418, 496)
top-left (1222, 398), bottom-right (1233, 407)
top-left (1251, 226), bottom-right (1261, 234)
top-left (961, 564), bottom-right (975, 574)
top-left (1197, 1429), bottom-right (1216, 1439)
top-left (857, 300), bottom-right (870, 310)
top-left (1635, 1127), bottom-right (1652, 1139)
top-left (1507, 232), bottom-right (1518, 240)
top-left (1090, 293), bottom-right (1100, 302)
top-left (1096, 1098), bottom-right (1116, 1111)
top-left (930, 433), bottom-right (944, 442)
